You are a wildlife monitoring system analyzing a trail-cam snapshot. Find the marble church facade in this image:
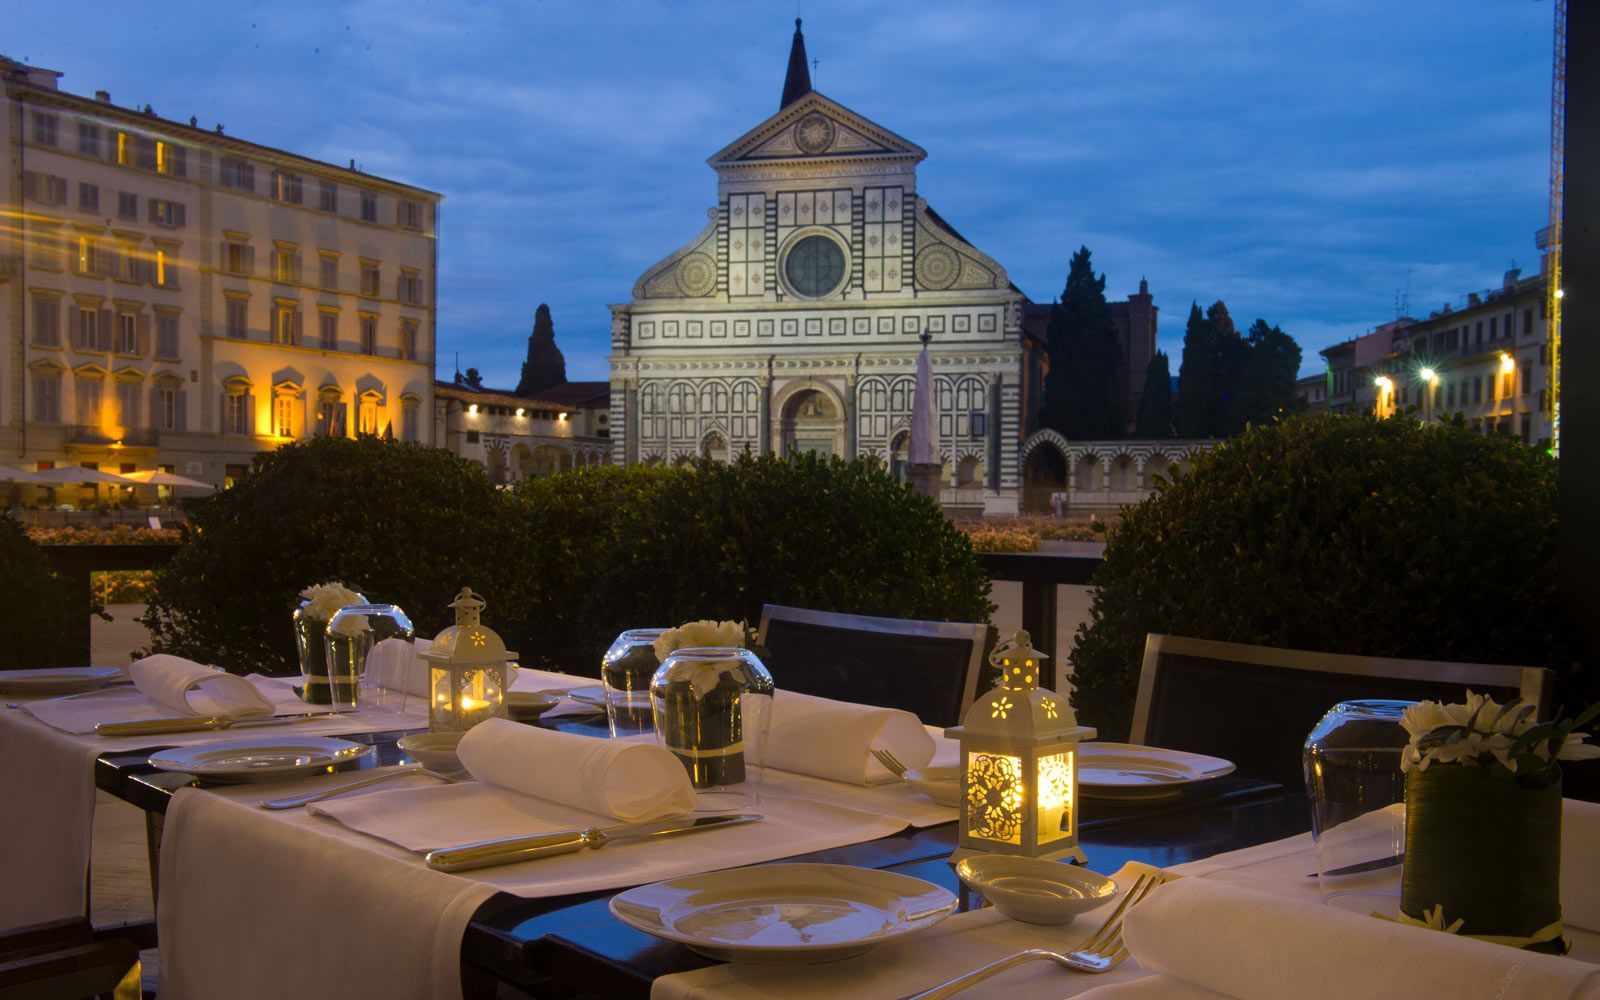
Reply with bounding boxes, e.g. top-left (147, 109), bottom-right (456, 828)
top-left (607, 23), bottom-right (1034, 515)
